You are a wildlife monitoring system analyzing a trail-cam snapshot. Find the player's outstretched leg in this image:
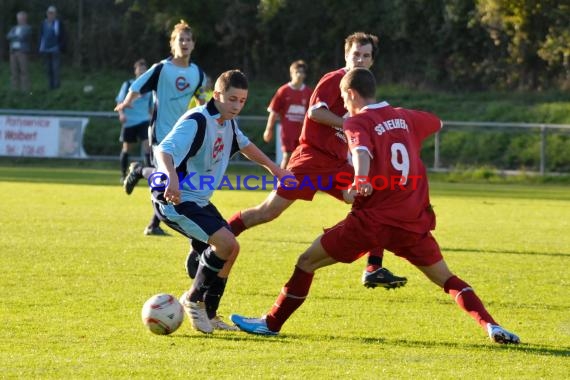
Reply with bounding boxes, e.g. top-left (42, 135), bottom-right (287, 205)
top-left (227, 192), bottom-right (295, 237)
top-left (419, 258), bottom-right (520, 344)
top-left (443, 275), bottom-right (520, 344)
top-left (232, 265), bottom-right (314, 335)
